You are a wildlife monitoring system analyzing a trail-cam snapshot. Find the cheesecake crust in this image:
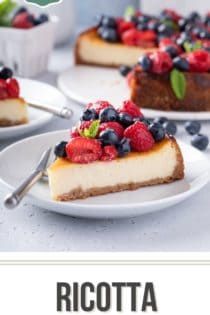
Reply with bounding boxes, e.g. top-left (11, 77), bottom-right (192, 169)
top-left (0, 117), bottom-right (28, 127)
top-left (130, 70), bottom-right (210, 112)
top-left (54, 137), bottom-right (184, 201)
top-left (75, 27), bottom-right (157, 68)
